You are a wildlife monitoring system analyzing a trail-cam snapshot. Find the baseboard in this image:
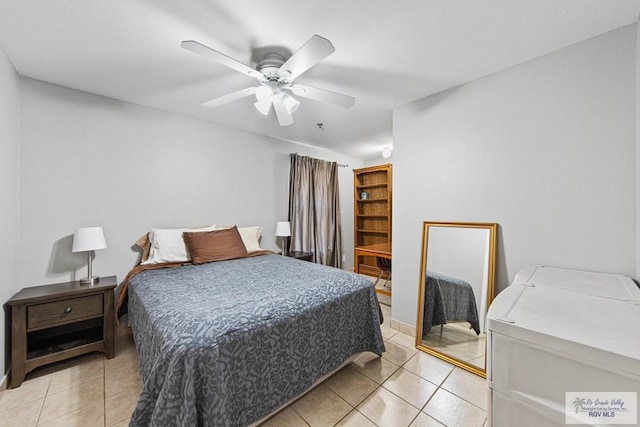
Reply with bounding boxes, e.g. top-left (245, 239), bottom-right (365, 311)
top-left (390, 318), bottom-right (416, 337)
